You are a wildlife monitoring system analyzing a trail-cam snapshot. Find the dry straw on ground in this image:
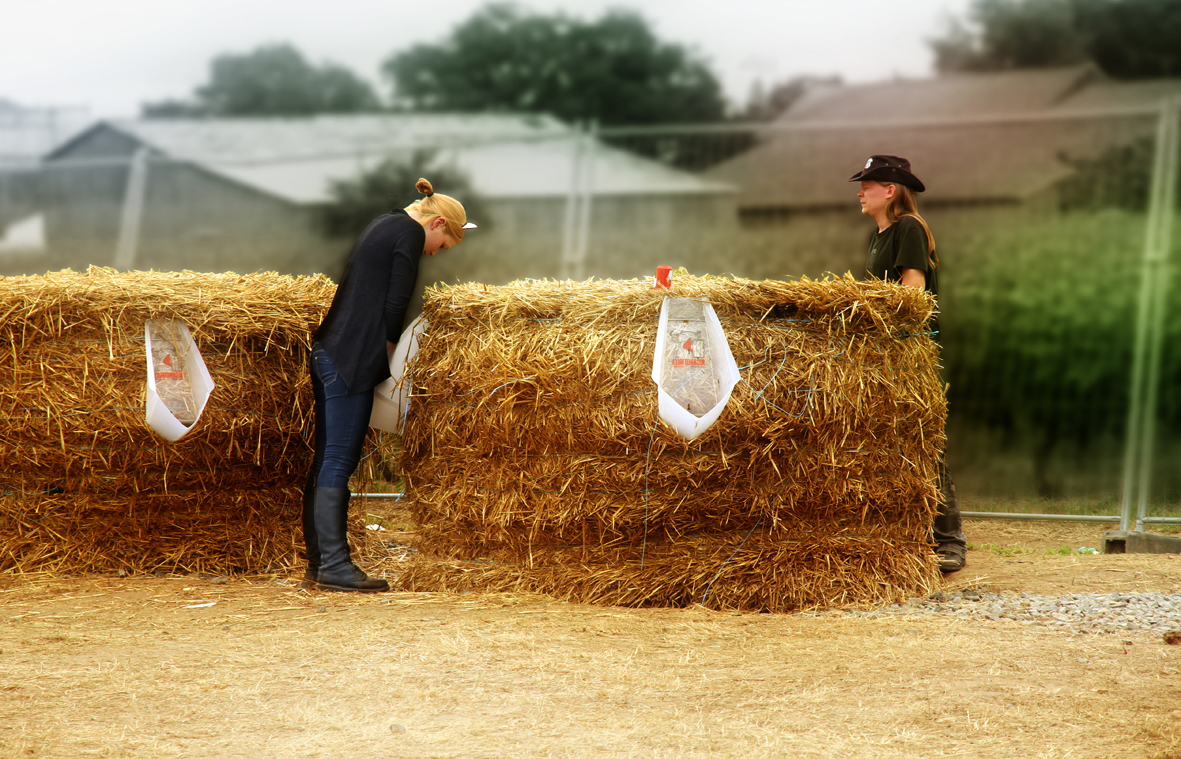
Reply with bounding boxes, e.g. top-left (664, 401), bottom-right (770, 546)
top-left (397, 273), bottom-right (947, 611)
top-left (1, 266), bottom-right (333, 576)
